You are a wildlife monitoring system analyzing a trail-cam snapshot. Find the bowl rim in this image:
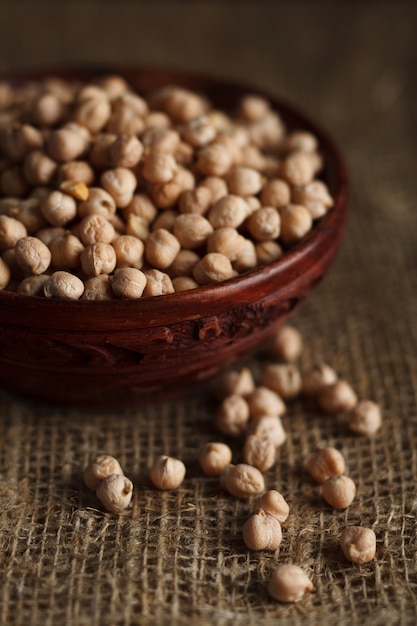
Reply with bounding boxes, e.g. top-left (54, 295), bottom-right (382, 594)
top-left (0, 66), bottom-right (348, 322)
